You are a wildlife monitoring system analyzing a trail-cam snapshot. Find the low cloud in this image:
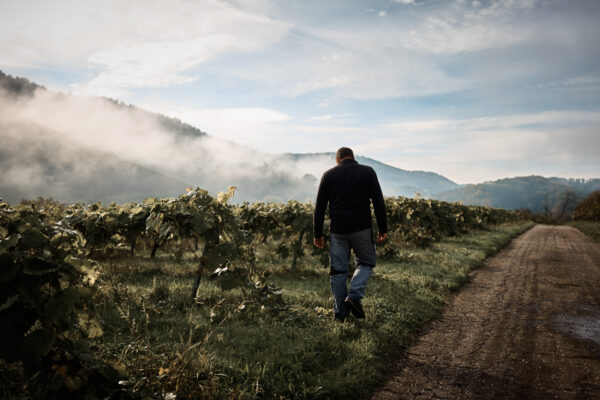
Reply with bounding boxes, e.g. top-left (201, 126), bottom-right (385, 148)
top-left (0, 87), bottom-right (333, 203)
